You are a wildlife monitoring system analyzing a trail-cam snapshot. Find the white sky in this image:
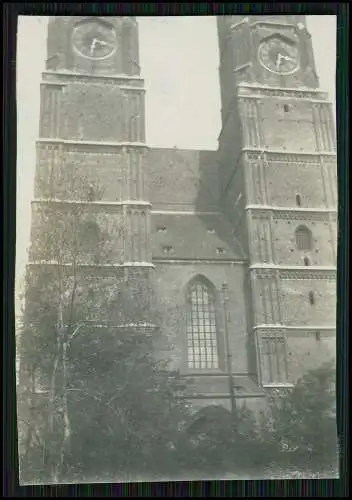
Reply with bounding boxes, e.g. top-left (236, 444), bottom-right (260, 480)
top-left (15, 16), bottom-right (337, 299)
